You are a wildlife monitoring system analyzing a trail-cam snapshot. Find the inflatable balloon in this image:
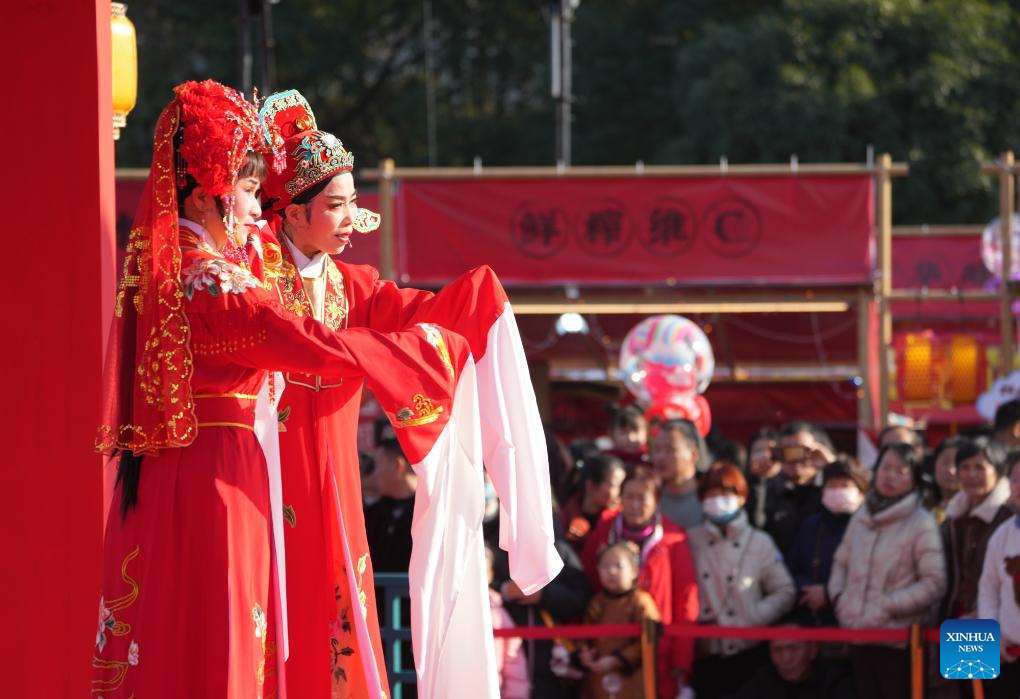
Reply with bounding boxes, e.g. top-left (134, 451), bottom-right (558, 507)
top-left (981, 213), bottom-right (1020, 282)
top-left (619, 315), bottom-right (715, 435)
top-left (619, 315), bottom-right (715, 405)
top-left (645, 394), bottom-right (712, 437)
